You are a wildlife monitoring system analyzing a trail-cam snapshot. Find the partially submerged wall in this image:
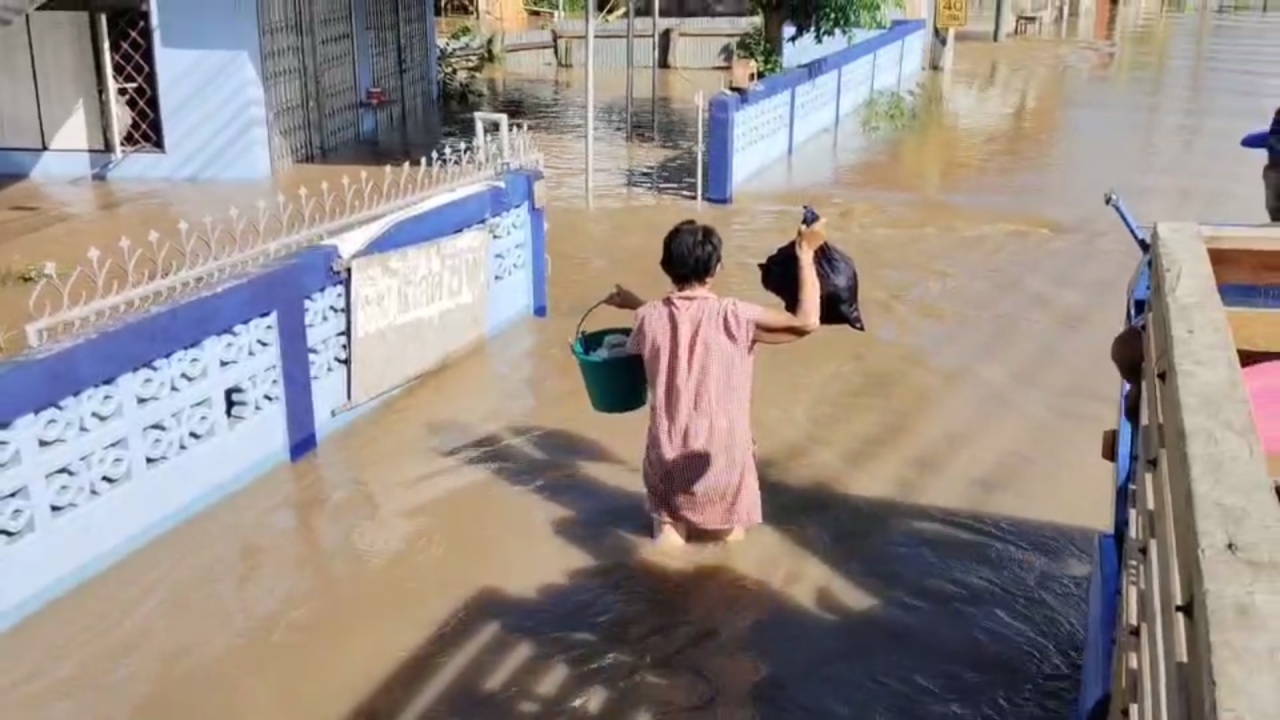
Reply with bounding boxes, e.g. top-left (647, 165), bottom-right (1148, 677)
top-left (0, 168), bottom-right (549, 632)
